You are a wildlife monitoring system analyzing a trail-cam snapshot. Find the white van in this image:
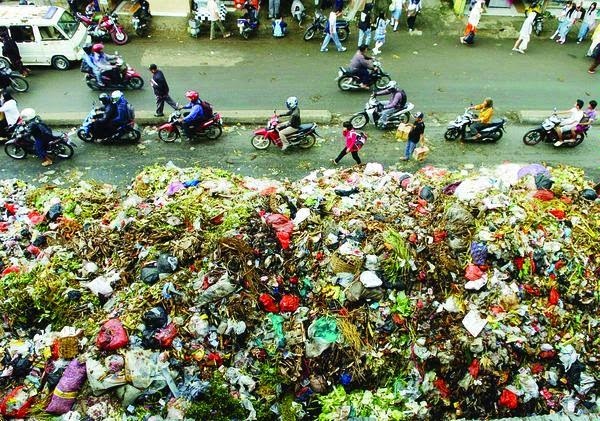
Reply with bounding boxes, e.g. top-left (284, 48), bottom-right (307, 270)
top-left (0, 6), bottom-right (90, 70)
